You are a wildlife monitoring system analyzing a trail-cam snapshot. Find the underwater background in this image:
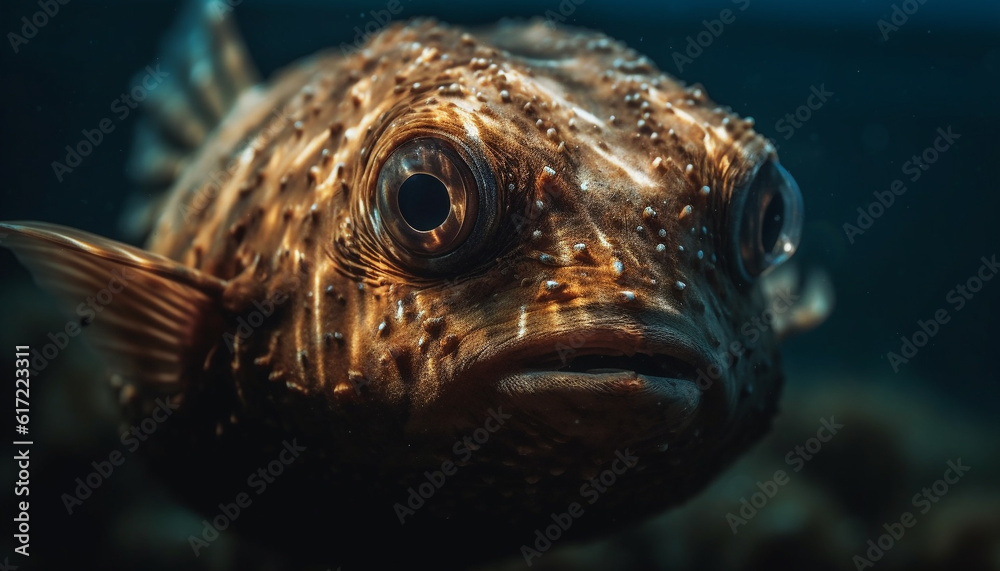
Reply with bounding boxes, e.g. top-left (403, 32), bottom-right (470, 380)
top-left (1, 0), bottom-right (998, 569)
